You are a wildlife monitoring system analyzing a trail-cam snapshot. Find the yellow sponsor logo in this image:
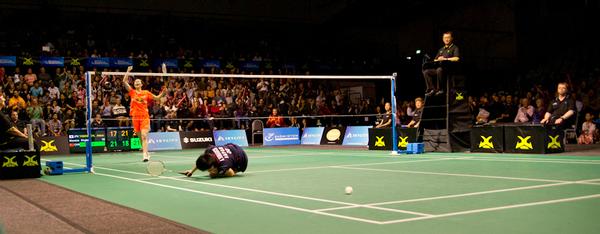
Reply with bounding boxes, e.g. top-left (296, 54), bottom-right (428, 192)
top-left (375, 136), bottom-right (385, 147)
top-left (41, 140), bottom-right (58, 152)
top-left (547, 135), bottom-right (561, 149)
top-left (139, 59), bottom-right (149, 67)
top-left (2, 156), bottom-right (18, 167)
top-left (398, 136), bottom-right (409, 148)
top-left (478, 136), bottom-right (494, 149)
top-left (70, 58), bottom-right (81, 66)
top-left (23, 57), bottom-right (34, 66)
top-left (23, 155), bottom-right (39, 167)
top-left (456, 92), bottom-right (464, 101)
top-left (515, 136), bottom-right (533, 150)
